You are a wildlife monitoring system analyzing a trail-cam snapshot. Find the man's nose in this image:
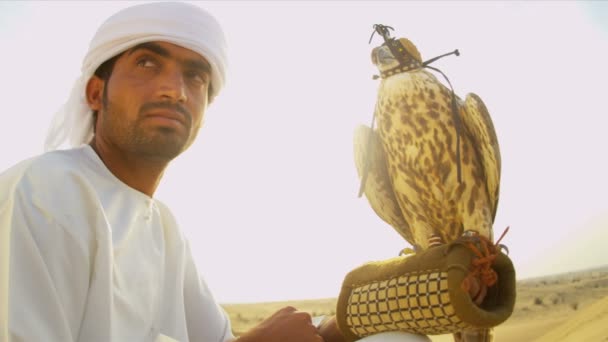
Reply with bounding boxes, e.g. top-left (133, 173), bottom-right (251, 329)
top-left (158, 68), bottom-right (187, 103)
